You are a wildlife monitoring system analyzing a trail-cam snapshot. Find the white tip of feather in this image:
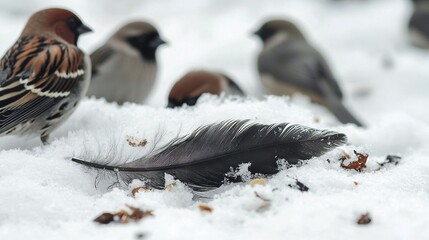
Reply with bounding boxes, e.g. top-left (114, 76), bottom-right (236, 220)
top-left (55, 69), bottom-right (85, 79)
top-left (19, 78), bottom-right (71, 98)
